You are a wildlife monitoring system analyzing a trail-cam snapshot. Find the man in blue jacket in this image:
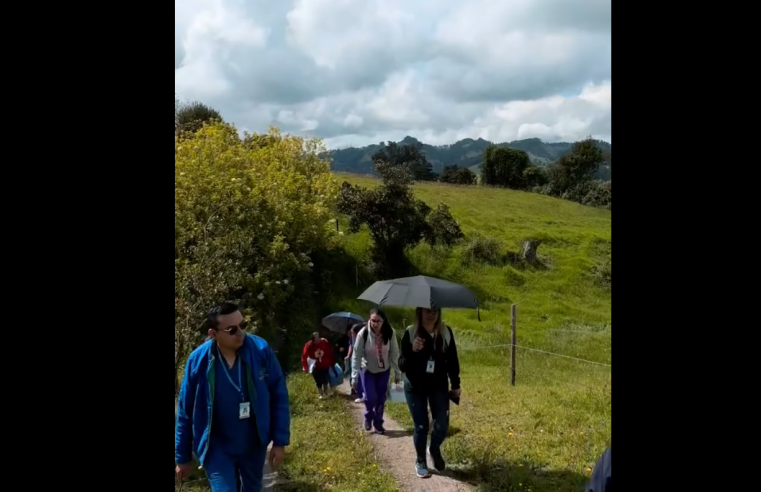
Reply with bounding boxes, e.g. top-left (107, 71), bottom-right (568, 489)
top-left (175, 302), bottom-right (291, 492)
